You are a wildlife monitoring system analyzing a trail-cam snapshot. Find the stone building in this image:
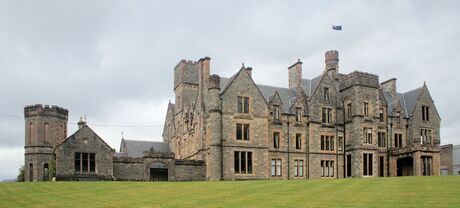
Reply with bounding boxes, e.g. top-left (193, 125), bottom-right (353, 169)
top-left (440, 144), bottom-right (460, 175)
top-left (23, 106), bottom-right (205, 182)
top-left (24, 50), bottom-right (441, 182)
top-left (163, 50), bottom-right (441, 180)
